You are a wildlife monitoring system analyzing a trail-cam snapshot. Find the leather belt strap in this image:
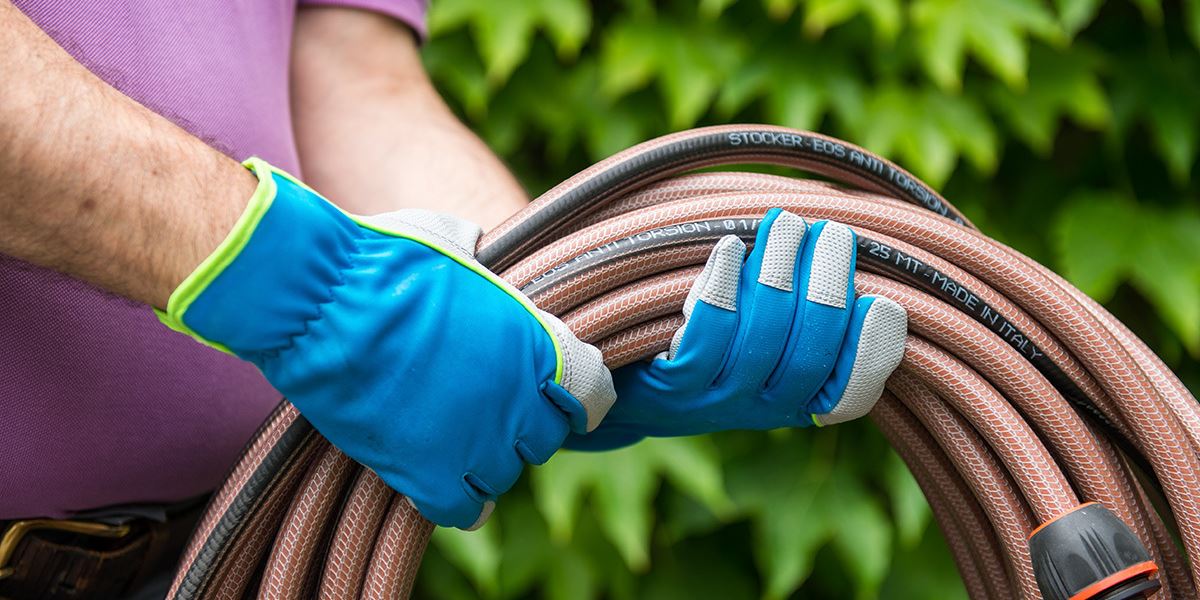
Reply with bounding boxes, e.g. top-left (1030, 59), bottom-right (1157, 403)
top-left (0, 505), bottom-right (202, 600)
